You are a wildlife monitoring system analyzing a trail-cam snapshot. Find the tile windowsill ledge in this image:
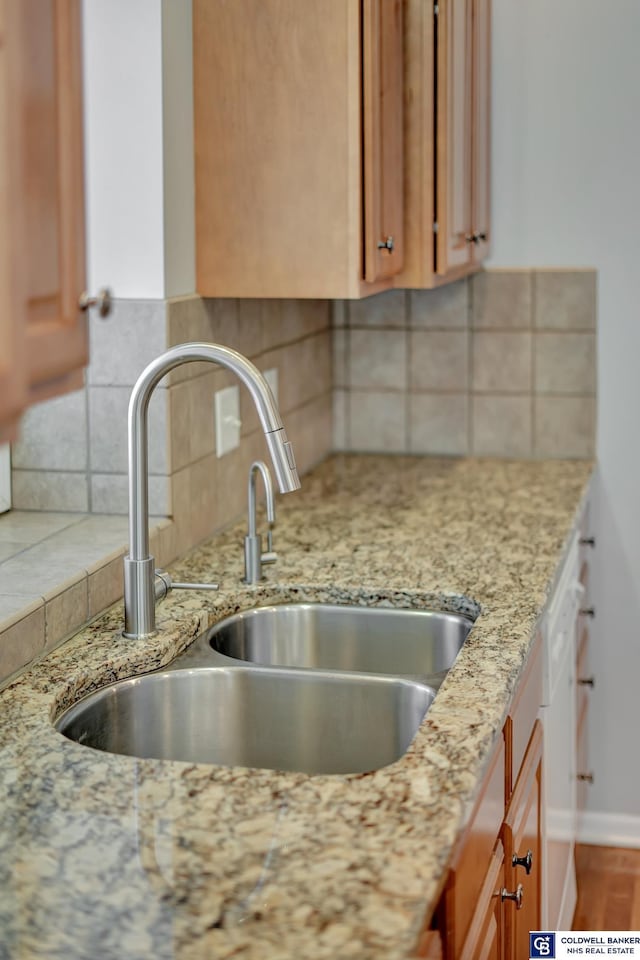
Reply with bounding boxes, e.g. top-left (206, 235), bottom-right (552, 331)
top-left (0, 511), bottom-right (173, 688)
